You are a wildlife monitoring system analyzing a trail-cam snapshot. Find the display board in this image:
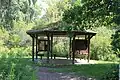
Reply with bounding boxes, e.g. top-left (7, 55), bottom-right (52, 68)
top-left (38, 40), bottom-right (48, 51)
top-left (72, 39), bottom-right (88, 54)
